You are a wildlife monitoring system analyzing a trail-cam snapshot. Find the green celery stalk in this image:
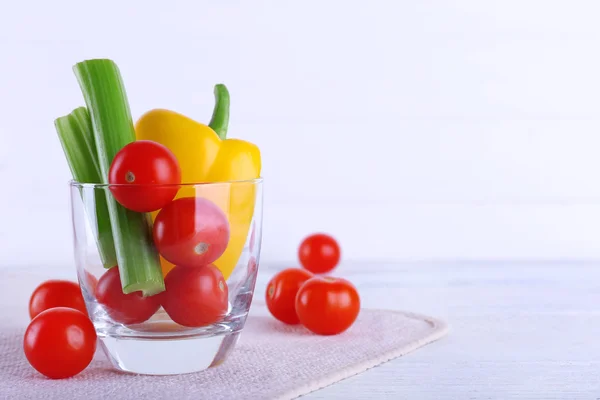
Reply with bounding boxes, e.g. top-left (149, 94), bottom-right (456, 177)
top-left (55, 107), bottom-right (117, 268)
top-left (73, 59), bottom-right (164, 296)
